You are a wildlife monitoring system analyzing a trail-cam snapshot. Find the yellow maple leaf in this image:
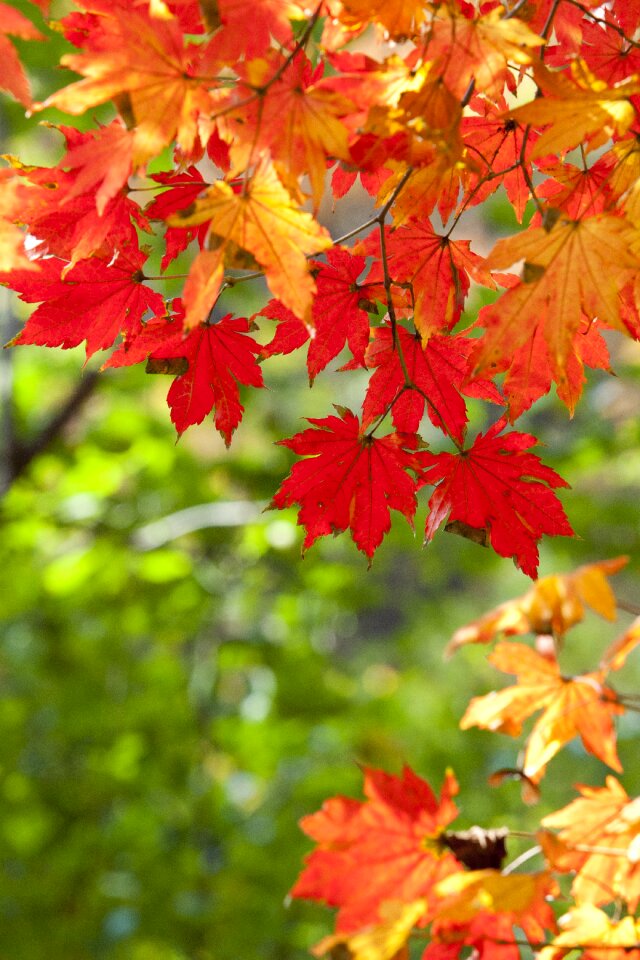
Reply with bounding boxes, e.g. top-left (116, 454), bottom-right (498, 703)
top-left (460, 642), bottom-right (623, 782)
top-left (447, 557), bottom-right (628, 654)
top-left (539, 905), bottom-right (640, 960)
top-left (508, 62), bottom-right (640, 159)
top-left (434, 869), bottom-right (553, 922)
top-left (542, 779), bottom-right (640, 910)
top-left (169, 161), bottom-right (331, 321)
top-left (312, 899), bottom-right (427, 960)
